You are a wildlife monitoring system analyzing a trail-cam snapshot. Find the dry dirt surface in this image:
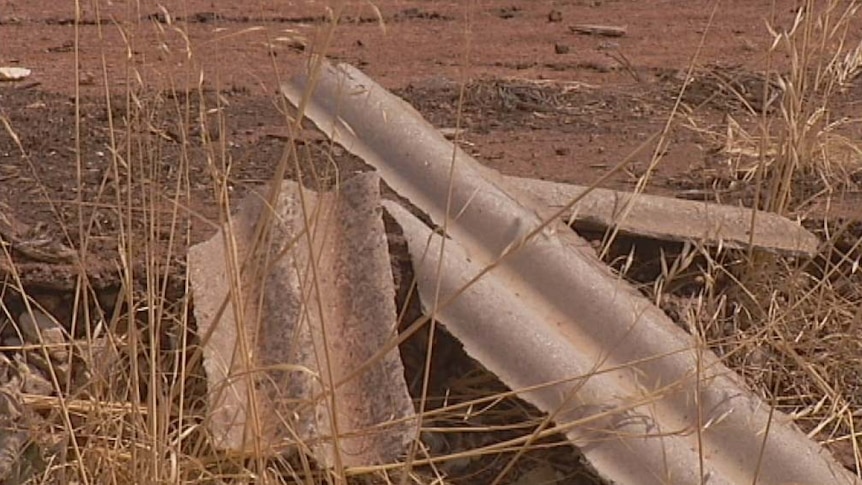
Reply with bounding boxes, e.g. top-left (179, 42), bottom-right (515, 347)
top-left (2, 0), bottom-right (859, 279)
top-left (2, 0), bottom-right (862, 483)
